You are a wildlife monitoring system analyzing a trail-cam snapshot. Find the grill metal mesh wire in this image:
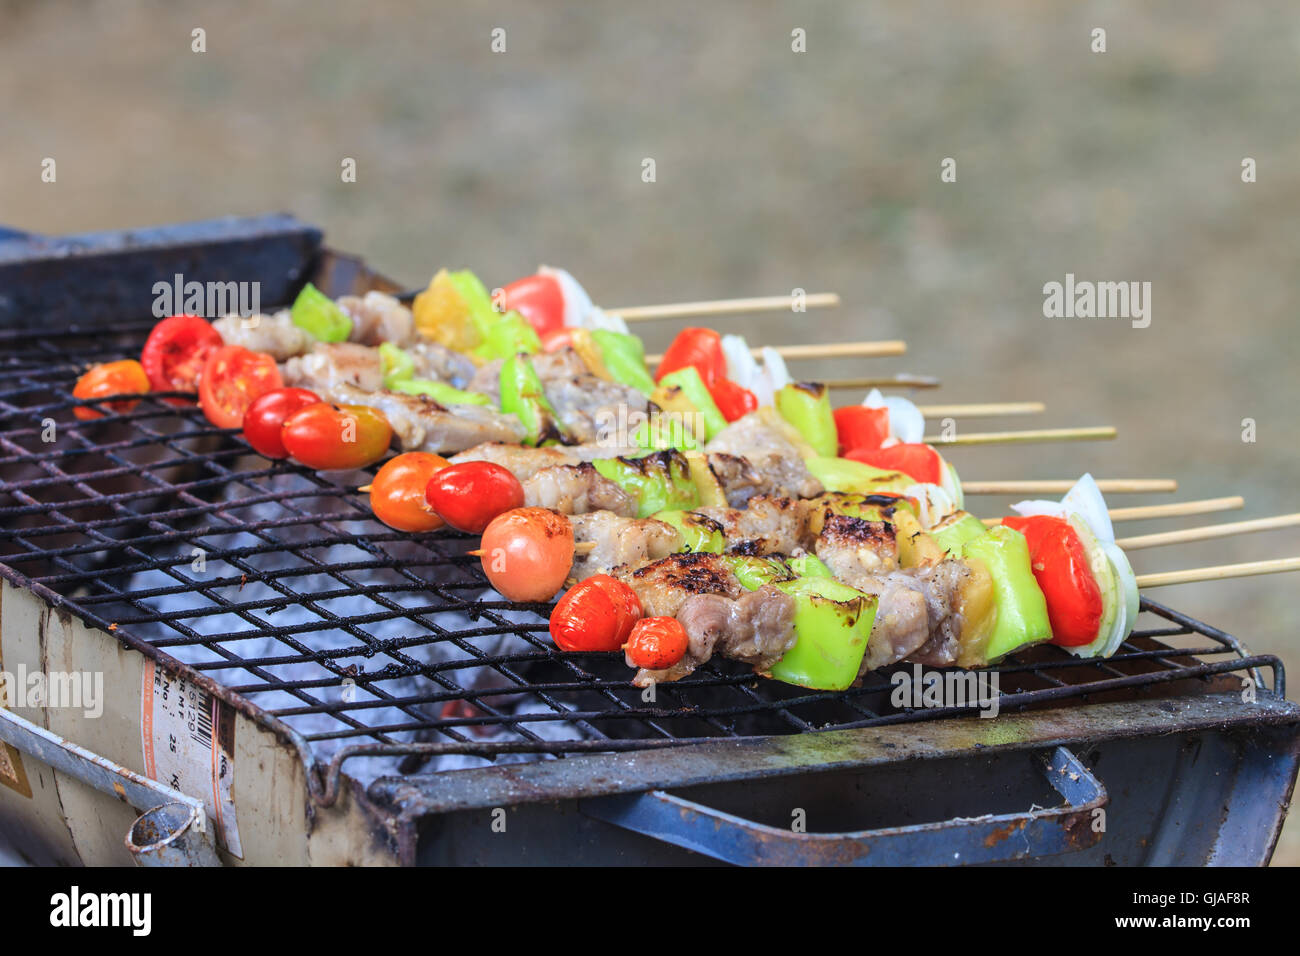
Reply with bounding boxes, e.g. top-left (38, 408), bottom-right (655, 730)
top-left (0, 326), bottom-right (1284, 778)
